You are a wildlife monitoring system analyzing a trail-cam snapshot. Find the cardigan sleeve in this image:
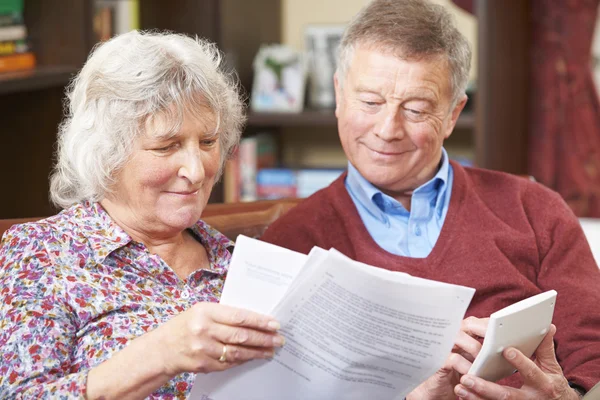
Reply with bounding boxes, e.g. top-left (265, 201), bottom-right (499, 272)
top-left (524, 183), bottom-right (600, 391)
